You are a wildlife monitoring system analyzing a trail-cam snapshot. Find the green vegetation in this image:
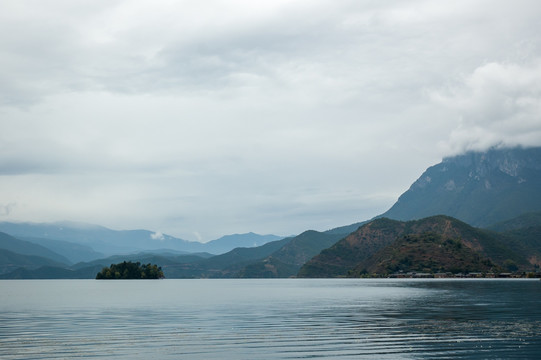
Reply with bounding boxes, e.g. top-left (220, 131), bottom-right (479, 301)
top-left (356, 232), bottom-right (499, 276)
top-left (96, 261), bottom-right (164, 279)
top-left (238, 230), bottom-right (345, 278)
top-left (298, 215), bottom-right (536, 278)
